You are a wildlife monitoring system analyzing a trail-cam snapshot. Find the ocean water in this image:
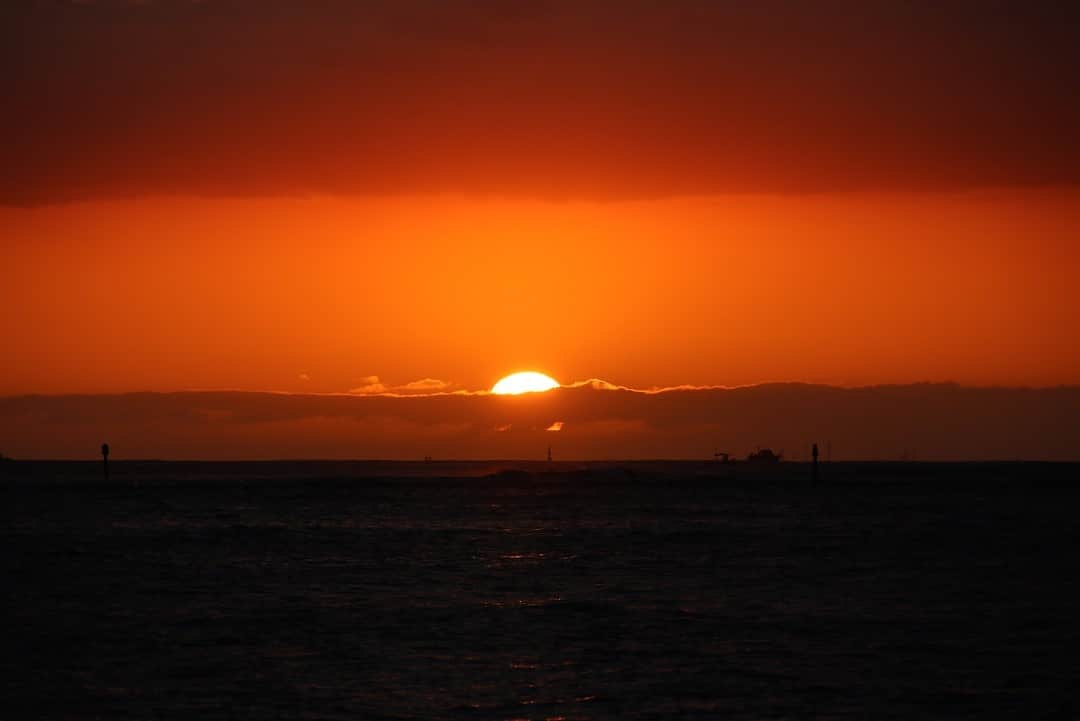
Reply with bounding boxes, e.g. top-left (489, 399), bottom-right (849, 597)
top-left (3, 461), bottom-right (1078, 720)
